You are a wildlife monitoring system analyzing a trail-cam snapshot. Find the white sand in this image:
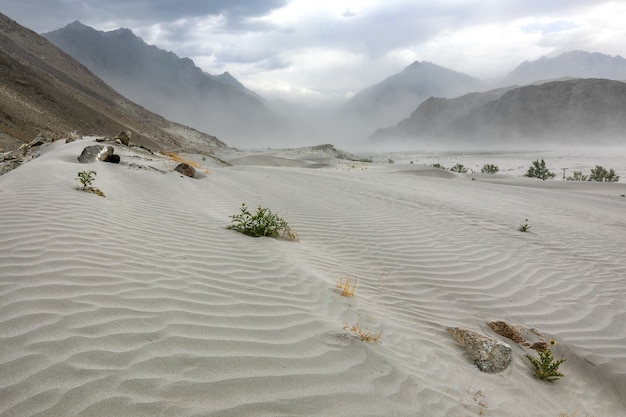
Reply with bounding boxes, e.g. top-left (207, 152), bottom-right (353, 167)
top-left (0, 138), bottom-right (625, 416)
